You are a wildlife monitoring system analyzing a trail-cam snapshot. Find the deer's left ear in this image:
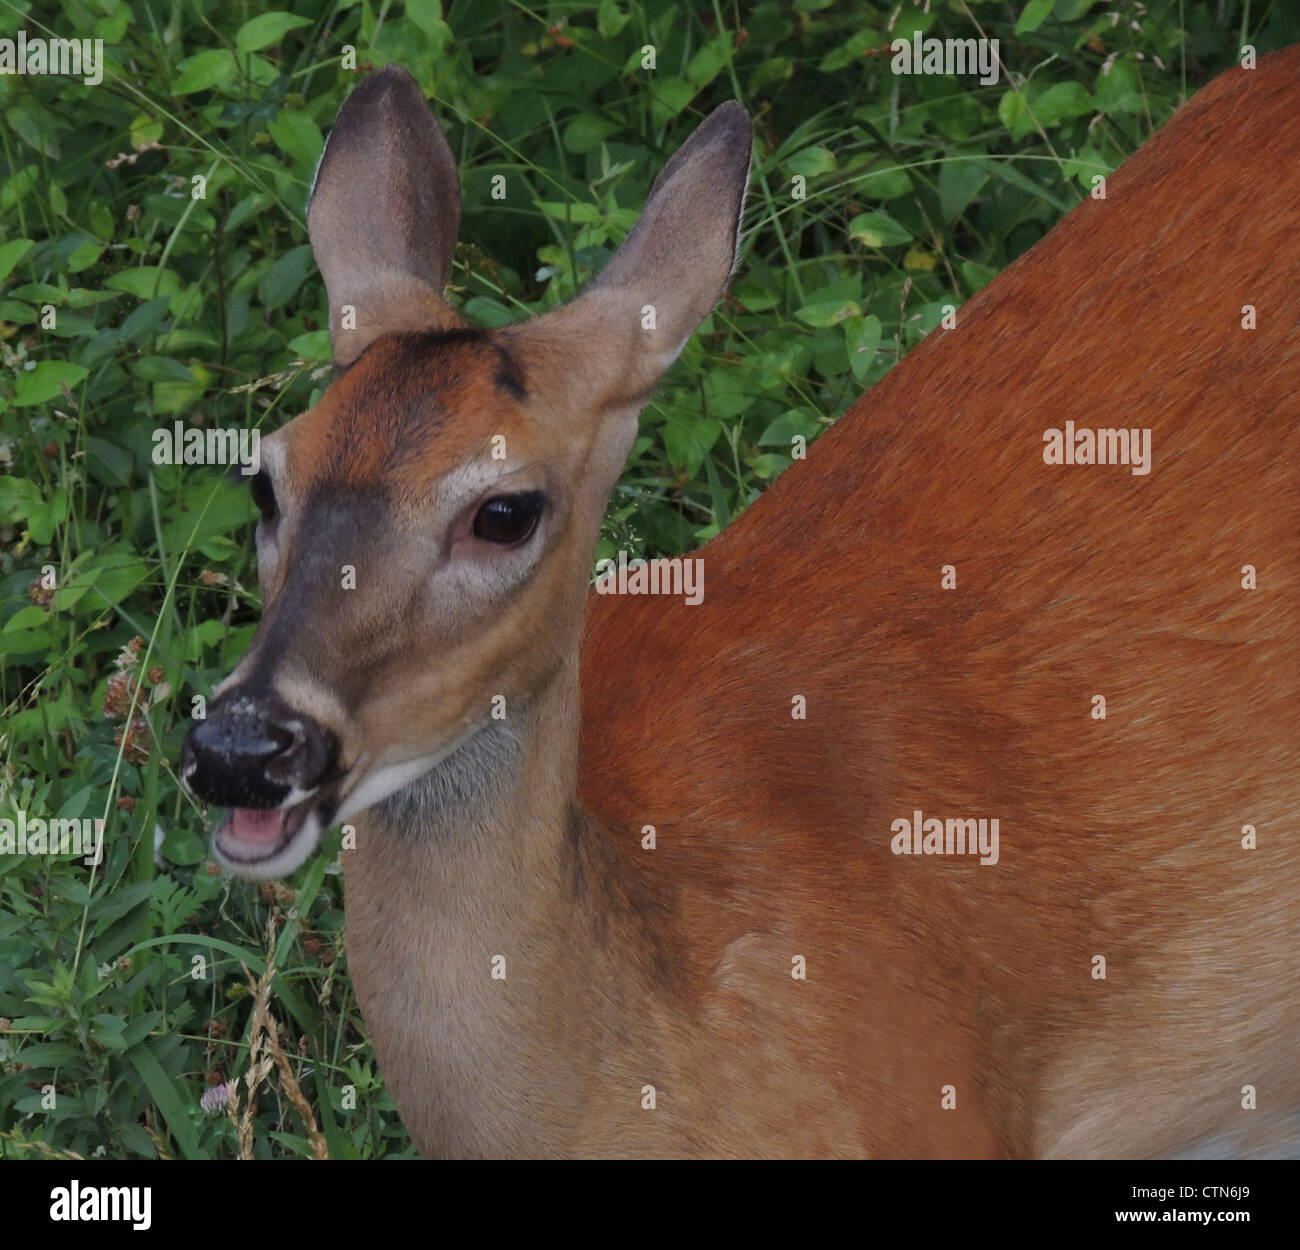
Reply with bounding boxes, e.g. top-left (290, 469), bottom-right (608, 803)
top-left (308, 65), bottom-right (464, 366)
top-left (508, 101), bottom-right (752, 412)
